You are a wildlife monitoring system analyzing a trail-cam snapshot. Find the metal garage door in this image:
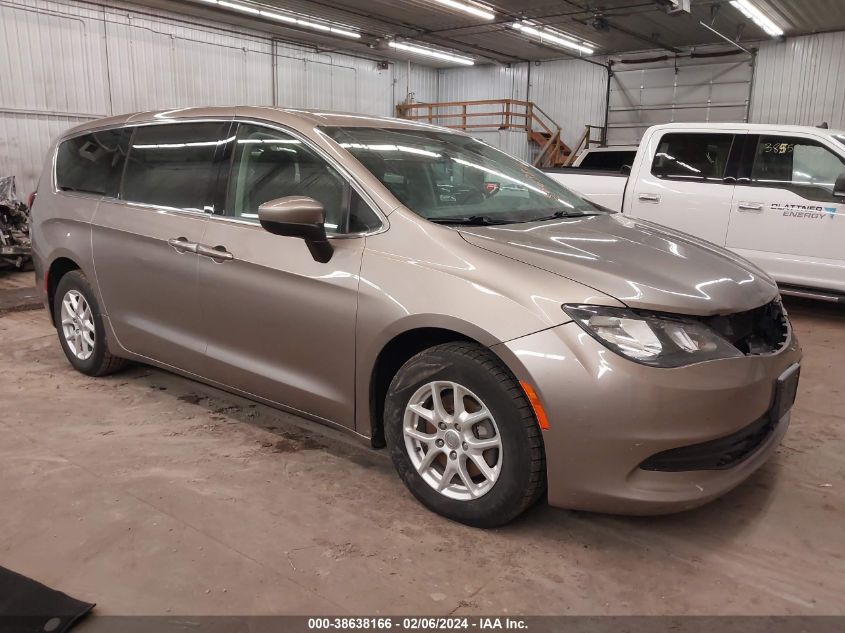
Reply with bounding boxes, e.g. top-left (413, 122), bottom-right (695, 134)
top-left (607, 51), bottom-right (754, 146)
